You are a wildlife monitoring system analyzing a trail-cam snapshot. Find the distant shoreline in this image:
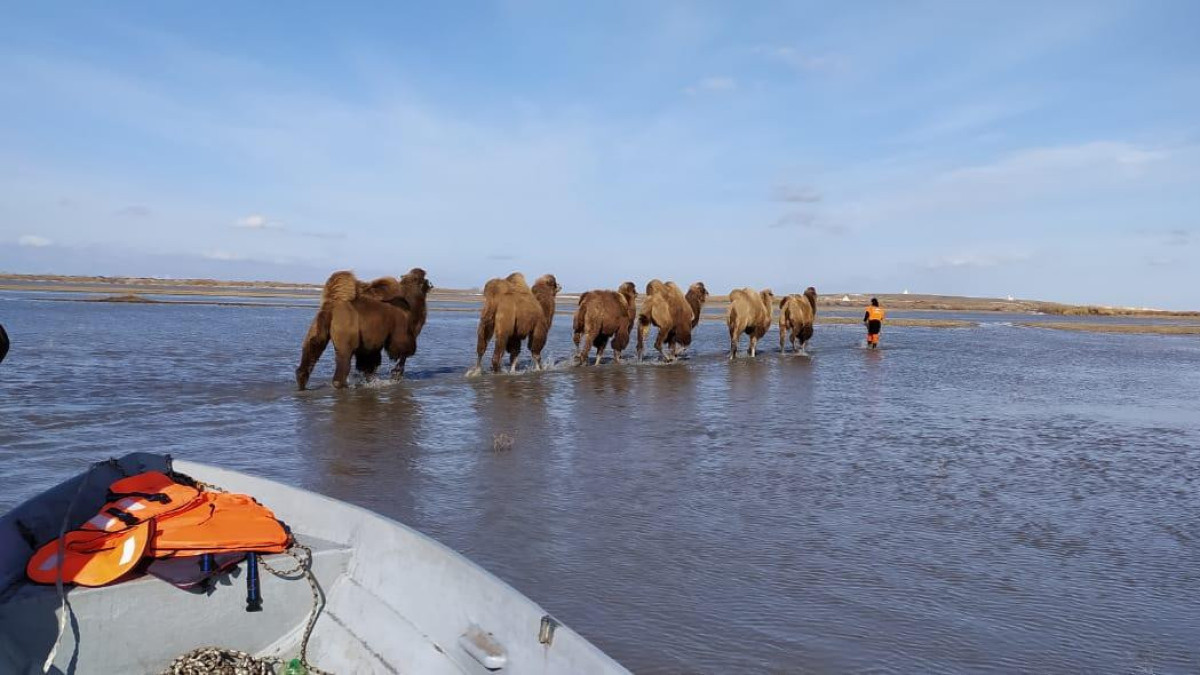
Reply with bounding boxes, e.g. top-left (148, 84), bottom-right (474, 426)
top-left (3, 272), bottom-right (1197, 320)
